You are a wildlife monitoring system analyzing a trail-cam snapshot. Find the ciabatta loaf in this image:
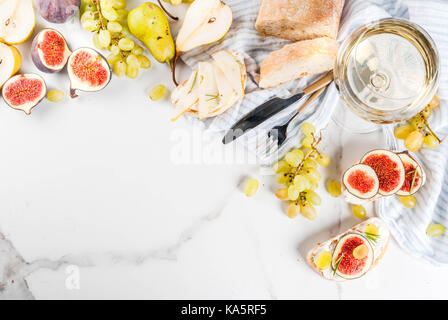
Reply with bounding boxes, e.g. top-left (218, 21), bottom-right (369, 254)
top-left (259, 37), bottom-right (338, 88)
top-left (255, 0), bottom-right (345, 41)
